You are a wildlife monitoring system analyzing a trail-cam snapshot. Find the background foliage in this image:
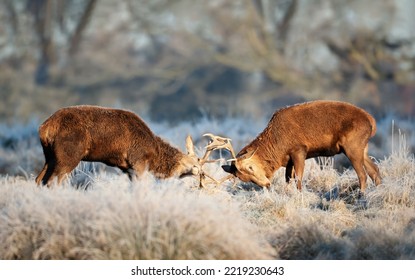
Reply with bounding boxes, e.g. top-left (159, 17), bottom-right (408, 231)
top-left (0, 0), bottom-right (414, 123)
